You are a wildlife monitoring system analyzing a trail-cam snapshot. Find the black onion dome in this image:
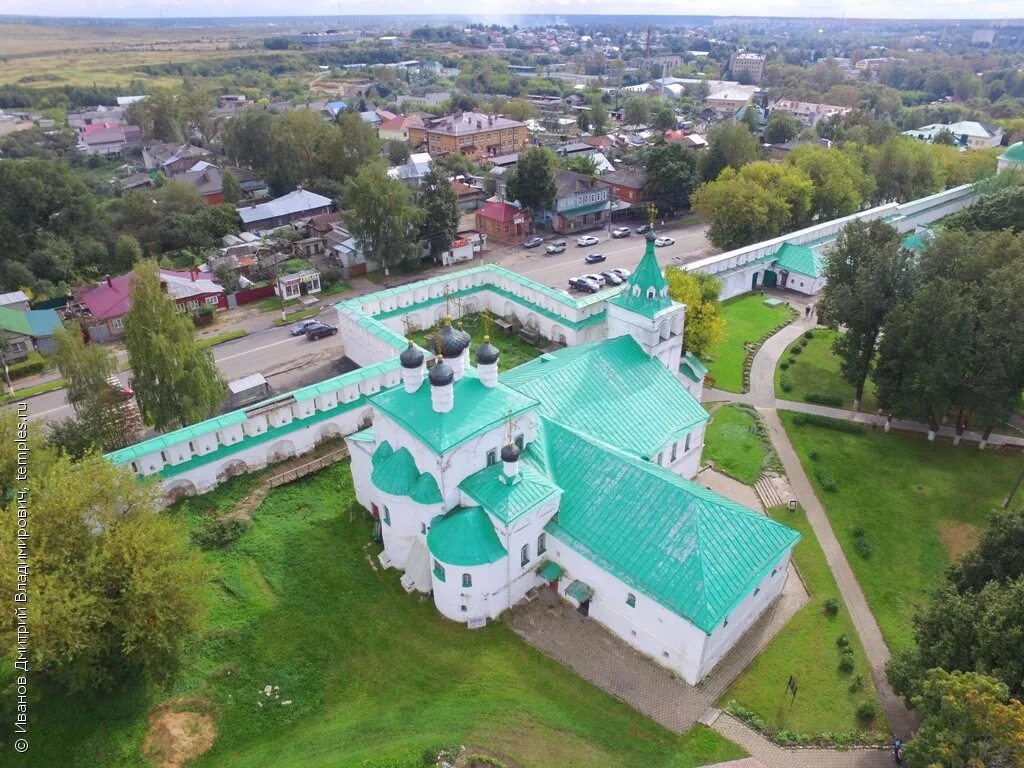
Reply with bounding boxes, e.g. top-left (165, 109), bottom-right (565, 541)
top-left (501, 443), bottom-right (521, 463)
top-left (429, 324), bottom-right (469, 358)
top-left (645, 228), bottom-right (657, 243)
top-left (453, 324), bottom-right (471, 349)
top-left (428, 359), bottom-right (454, 386)
top-left (476, 338), bottom-right (500, 365)
top-left (400, 342), bottom-right (424, 369)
